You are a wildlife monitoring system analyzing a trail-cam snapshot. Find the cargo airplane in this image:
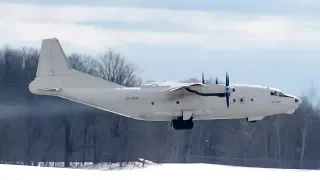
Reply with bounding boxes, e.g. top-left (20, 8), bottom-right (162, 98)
top-left (29, 38), bottom-right (302, 130)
